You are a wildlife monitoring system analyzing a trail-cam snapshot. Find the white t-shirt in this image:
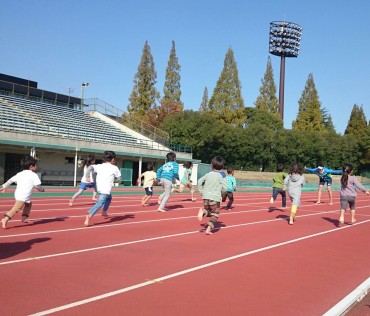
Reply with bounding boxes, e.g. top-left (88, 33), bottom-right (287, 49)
top-left (92, 163), bottom-right (121, 194)
top-left (3, 170), bottom-right (41, 202)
